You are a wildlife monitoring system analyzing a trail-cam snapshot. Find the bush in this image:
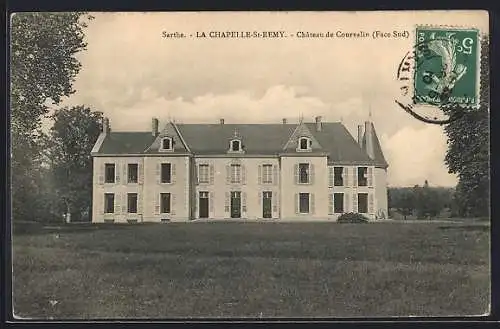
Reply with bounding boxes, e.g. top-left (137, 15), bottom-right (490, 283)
top-left (337, 212), bottom-right (369, 223)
